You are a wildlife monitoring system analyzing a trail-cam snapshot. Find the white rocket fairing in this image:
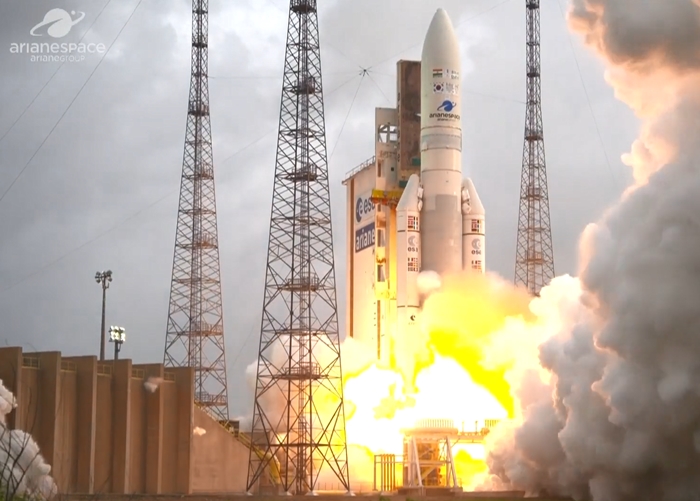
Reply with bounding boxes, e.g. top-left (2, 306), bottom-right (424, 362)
top-left (392, 8), bottom-right (486, 385)
top-left (419, 8), bottom-right (464, 276)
